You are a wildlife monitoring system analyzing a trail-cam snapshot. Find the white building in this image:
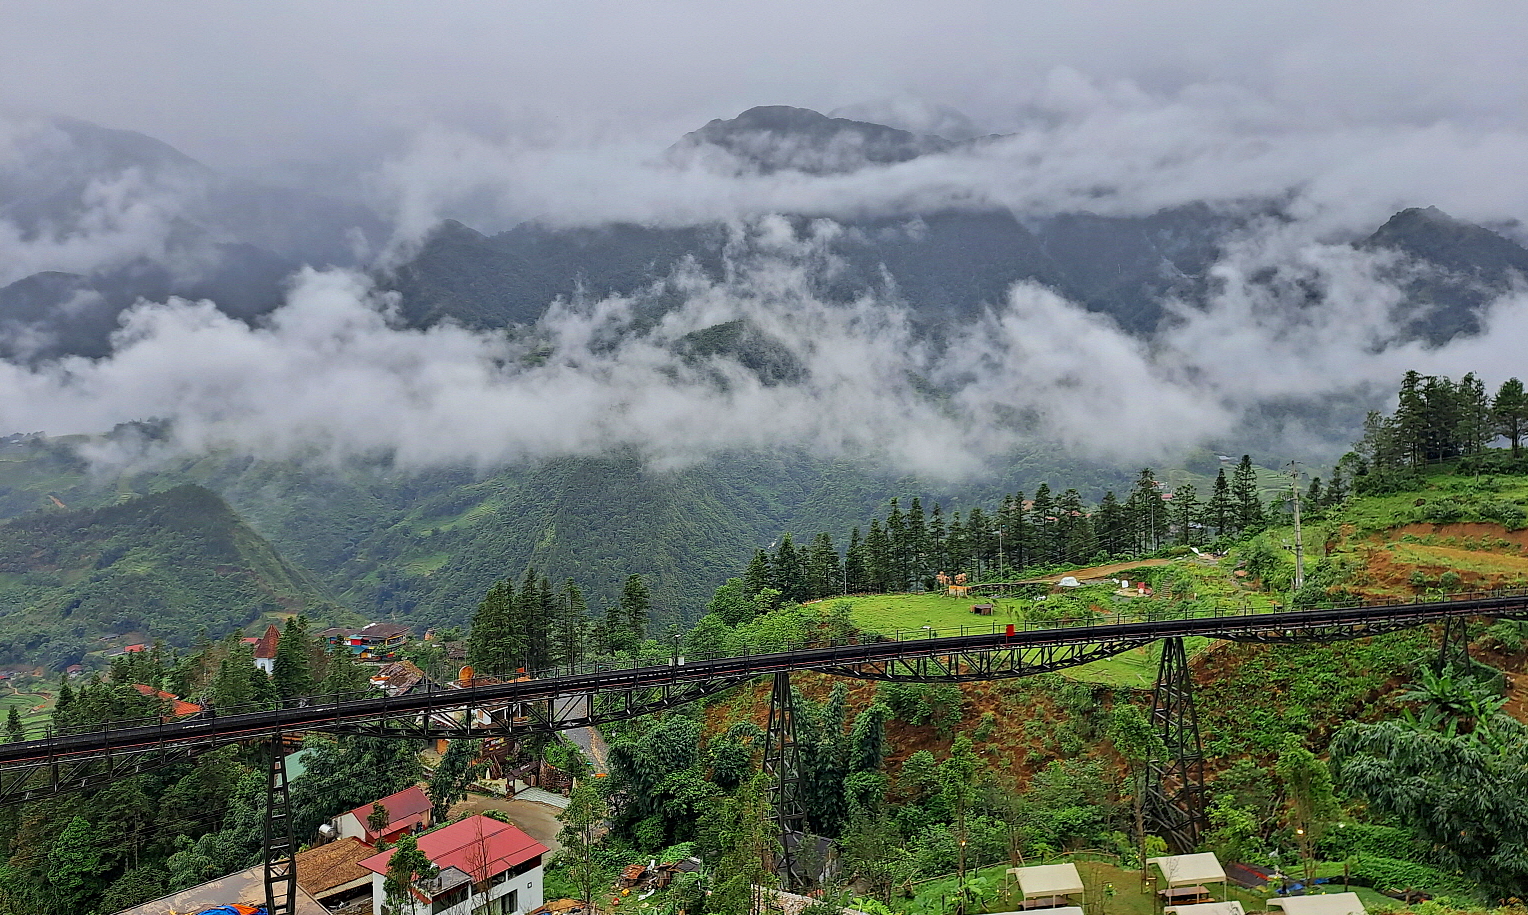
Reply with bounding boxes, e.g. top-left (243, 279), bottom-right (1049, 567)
top-left (359, 814), bottom-right (548, 915)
